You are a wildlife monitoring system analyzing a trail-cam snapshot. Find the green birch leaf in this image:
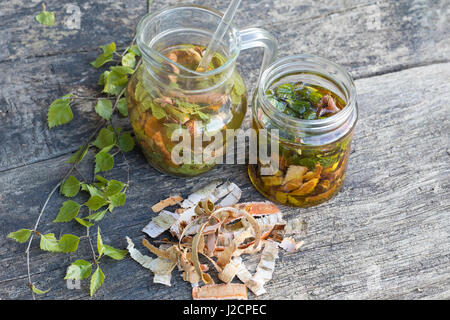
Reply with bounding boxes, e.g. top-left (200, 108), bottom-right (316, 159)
top-left (135, 81), bottom-right (149, 102)
top-left (85, 195), bottom-right (108, 211)
top-left (303, 109), bottom-right (317, 120)
top-left (48, 96), bottom-right (73, 128)
top-left (117, 98), bottom-right (128, 117)
top-left (196, 111), bottom-right (210, 122)
top-left (275, 83), bottom-right (295, 99)
top-left (95, 99), bottom-right (113, 120)
top-left (96, 227), bottom-right (104, 258)
top-left (91, 53), bottom-right (113, 68)
top-left (60, 176), bottom-right (81, 197)
top-left (165, 106), bottom-right (187, 123)
top-left (103, 71), bottom-right (128, 96)
top-left (267, 95), bottom-right (287, 113)
top-left (95, 175), bottom-right (109, 184)
top-left (149, 101), bottom-right (167, 120)
top-left (7, 229), bottom-right (32, 243)
top-left (40, 233), bottom-right (61, 252)
top-left (109, 66), bottom-right (134, 75)
top-left (164, 123), bottom-right (182, 138)
top-left (86, 209), bottom-right (108, 222)
top-left (101, 42), bottom-right (116, 54)
top-left (128, 45), bottom-right (141, 56)
top-left (53, 200), bottom-right (81, 222)
top-left (90, 265), bottom-right (105, 296)
top-left (58, 234), bottom-right (80, 253)
top-left (121, 53), bottom-right (136, 68)
top-left (31, 284), bottom-right (50, 295)
top-left (91, 42), bottom-right (116, 68)
top-left (36, 11), bottom-right (55, 26)
top-left (94, 175), bottom-right (109, 189)
top-left (81, 184), bottom-right (104, 198)
top-left (65, 260), bottom-right (92, 280)
top-left (108, 193), bottom-right (126, 212)
top-left (103, 245), bottom-right (128, 260)
top-left (231, 73), bottom-right (246, 105)
top-left (296, 158), bottom-right (317, 170)
top-left (118, 133), bottom-right (135, 152)
top-left (67, 145), bottom-right (89, 164)
top-left (93, 127), bottom-right (116, 149)
top-left (75, 217), bottom-right (94, 228)
top-left (98, 71), bottom-right (109, 86)
top-left (104, 180), bottom-right (125, 197)
top-left (95, 151), bottom-right (114, 173)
